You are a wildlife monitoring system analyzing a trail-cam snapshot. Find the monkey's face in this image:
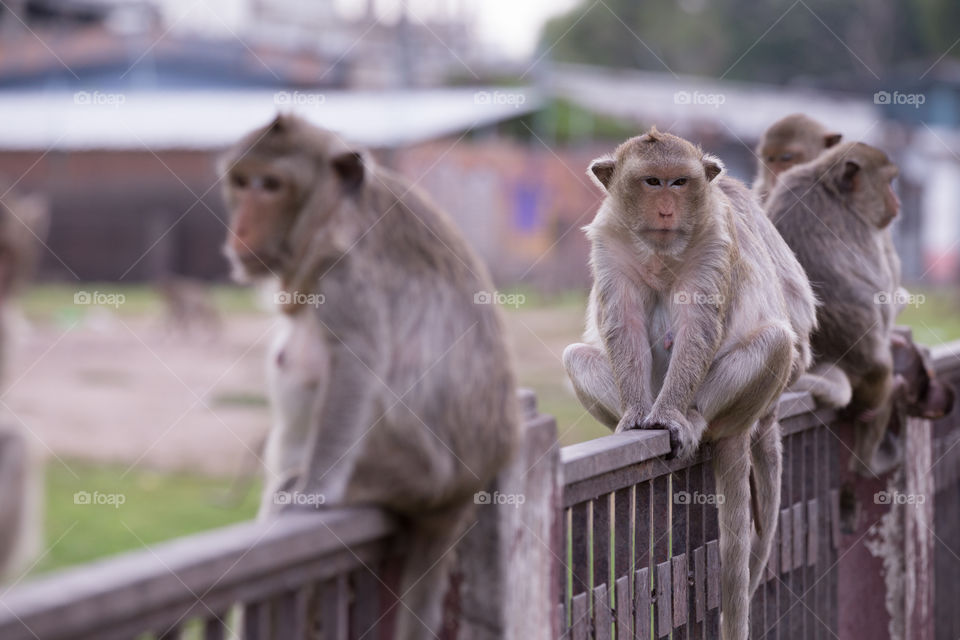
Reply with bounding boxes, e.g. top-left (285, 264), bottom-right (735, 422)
top-left (835, 144), bottom-right (900, 229)
top-left (758, 119), bottom-right (841, 186)
top-left (220, 115), bottom-right (366, 283)
top-left (614, 163), bottom-right (706, 251)
top-left (761, 144), bottom-right (808, 180)
top-left (221, 155), bottom-right (310, 281)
